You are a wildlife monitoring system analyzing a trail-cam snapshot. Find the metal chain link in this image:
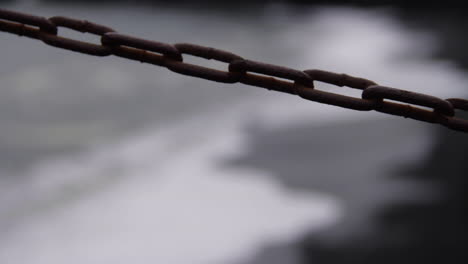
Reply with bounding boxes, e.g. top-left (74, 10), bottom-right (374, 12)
top-left (1, 8), bottom-right (468, 133)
